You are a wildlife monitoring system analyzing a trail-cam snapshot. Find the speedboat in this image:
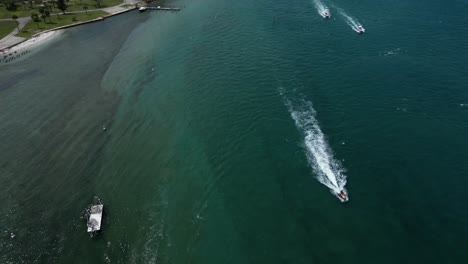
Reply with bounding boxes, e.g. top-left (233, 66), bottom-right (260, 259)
top-left (336, 190), bottom-right (349, 202)
top-left (355, 25), bottom-right (365, 34)
top-left (322, 9), bottom-right (331, 19)
top-left (139, 7), bottom-right (147, 12)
